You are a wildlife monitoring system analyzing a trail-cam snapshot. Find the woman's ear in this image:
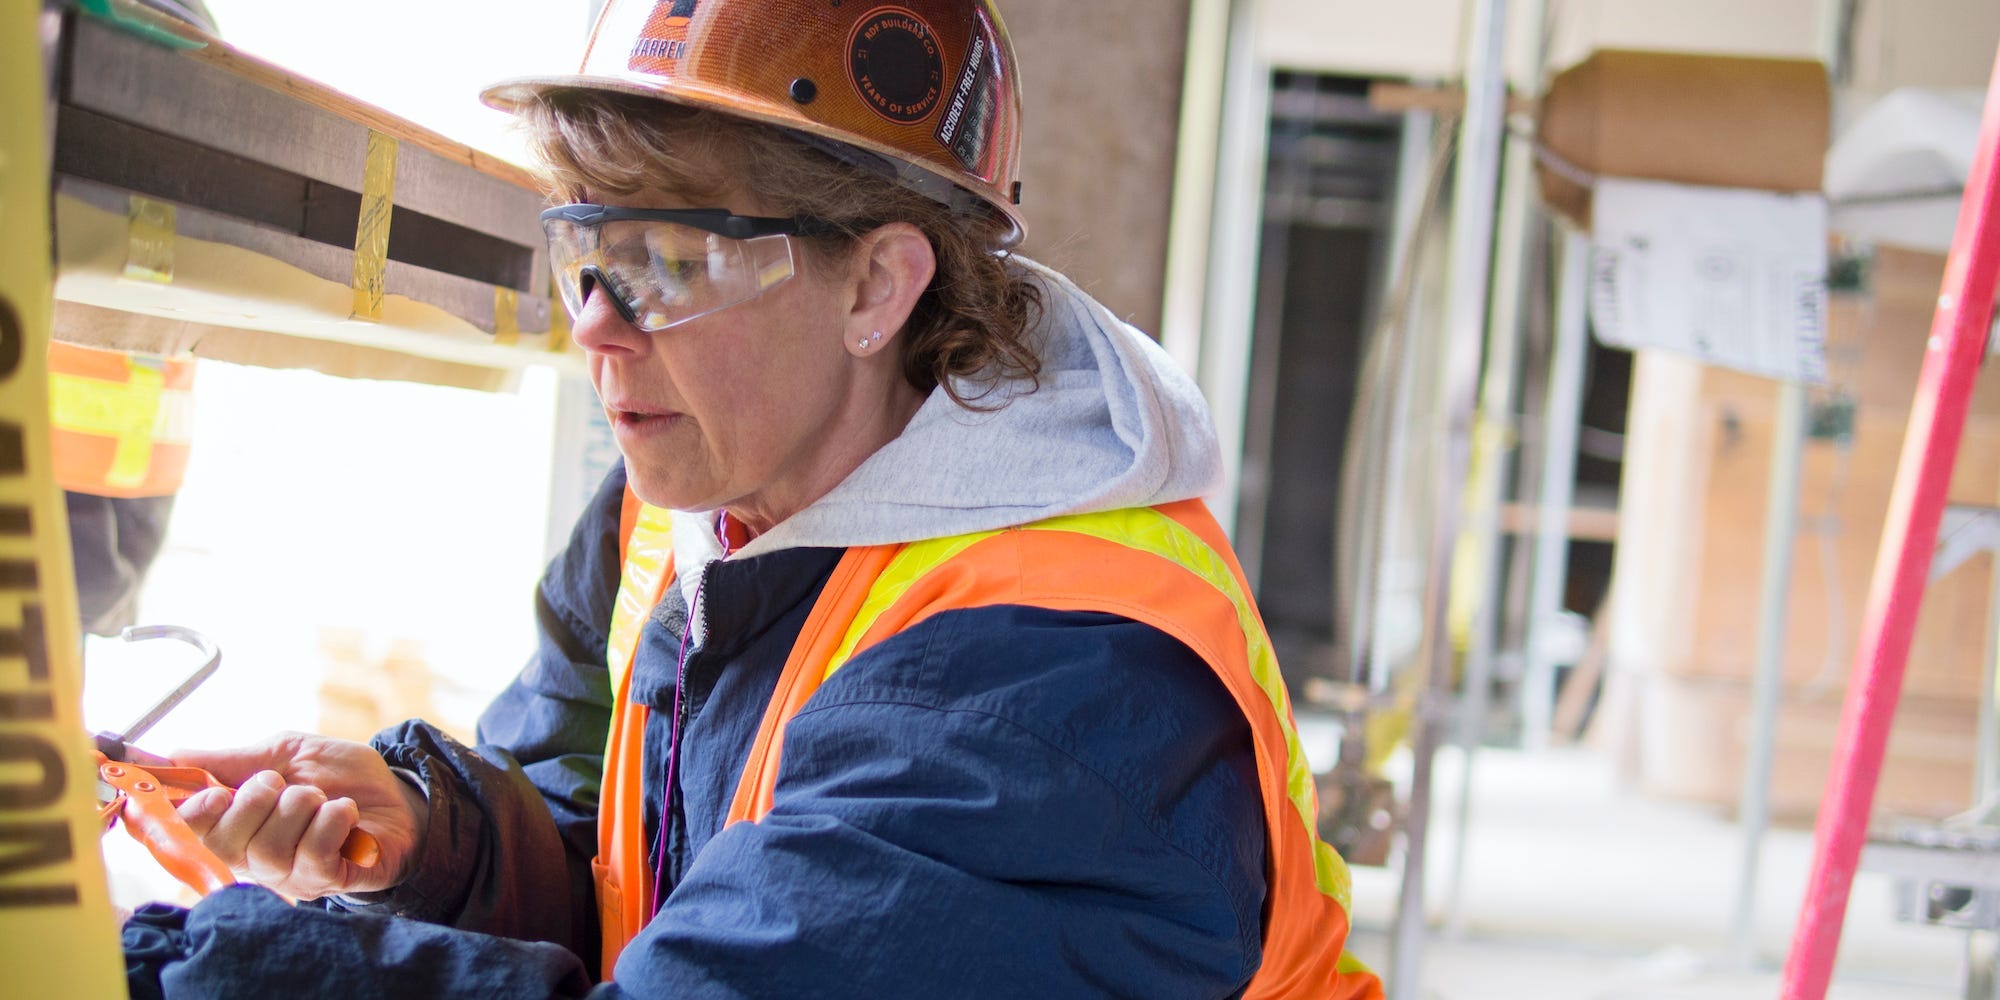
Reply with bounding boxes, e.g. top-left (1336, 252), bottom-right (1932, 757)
top-left (844, 222), bottom-right (935, 358)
